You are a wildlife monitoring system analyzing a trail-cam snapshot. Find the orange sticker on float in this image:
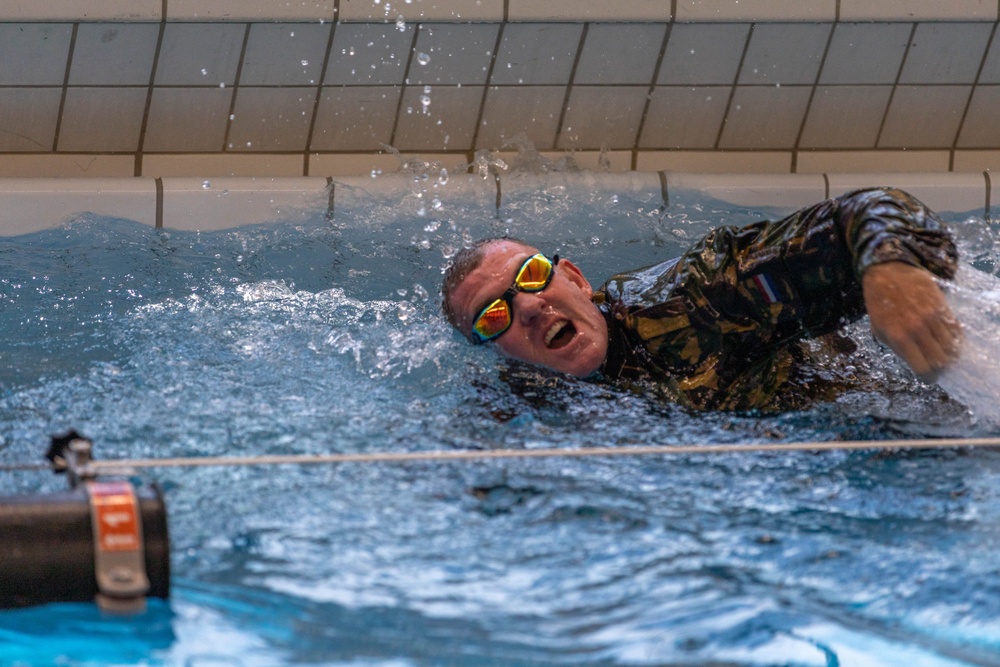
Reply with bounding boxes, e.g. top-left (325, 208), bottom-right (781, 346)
top-left (88, 481), bottom-right (141, 553)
